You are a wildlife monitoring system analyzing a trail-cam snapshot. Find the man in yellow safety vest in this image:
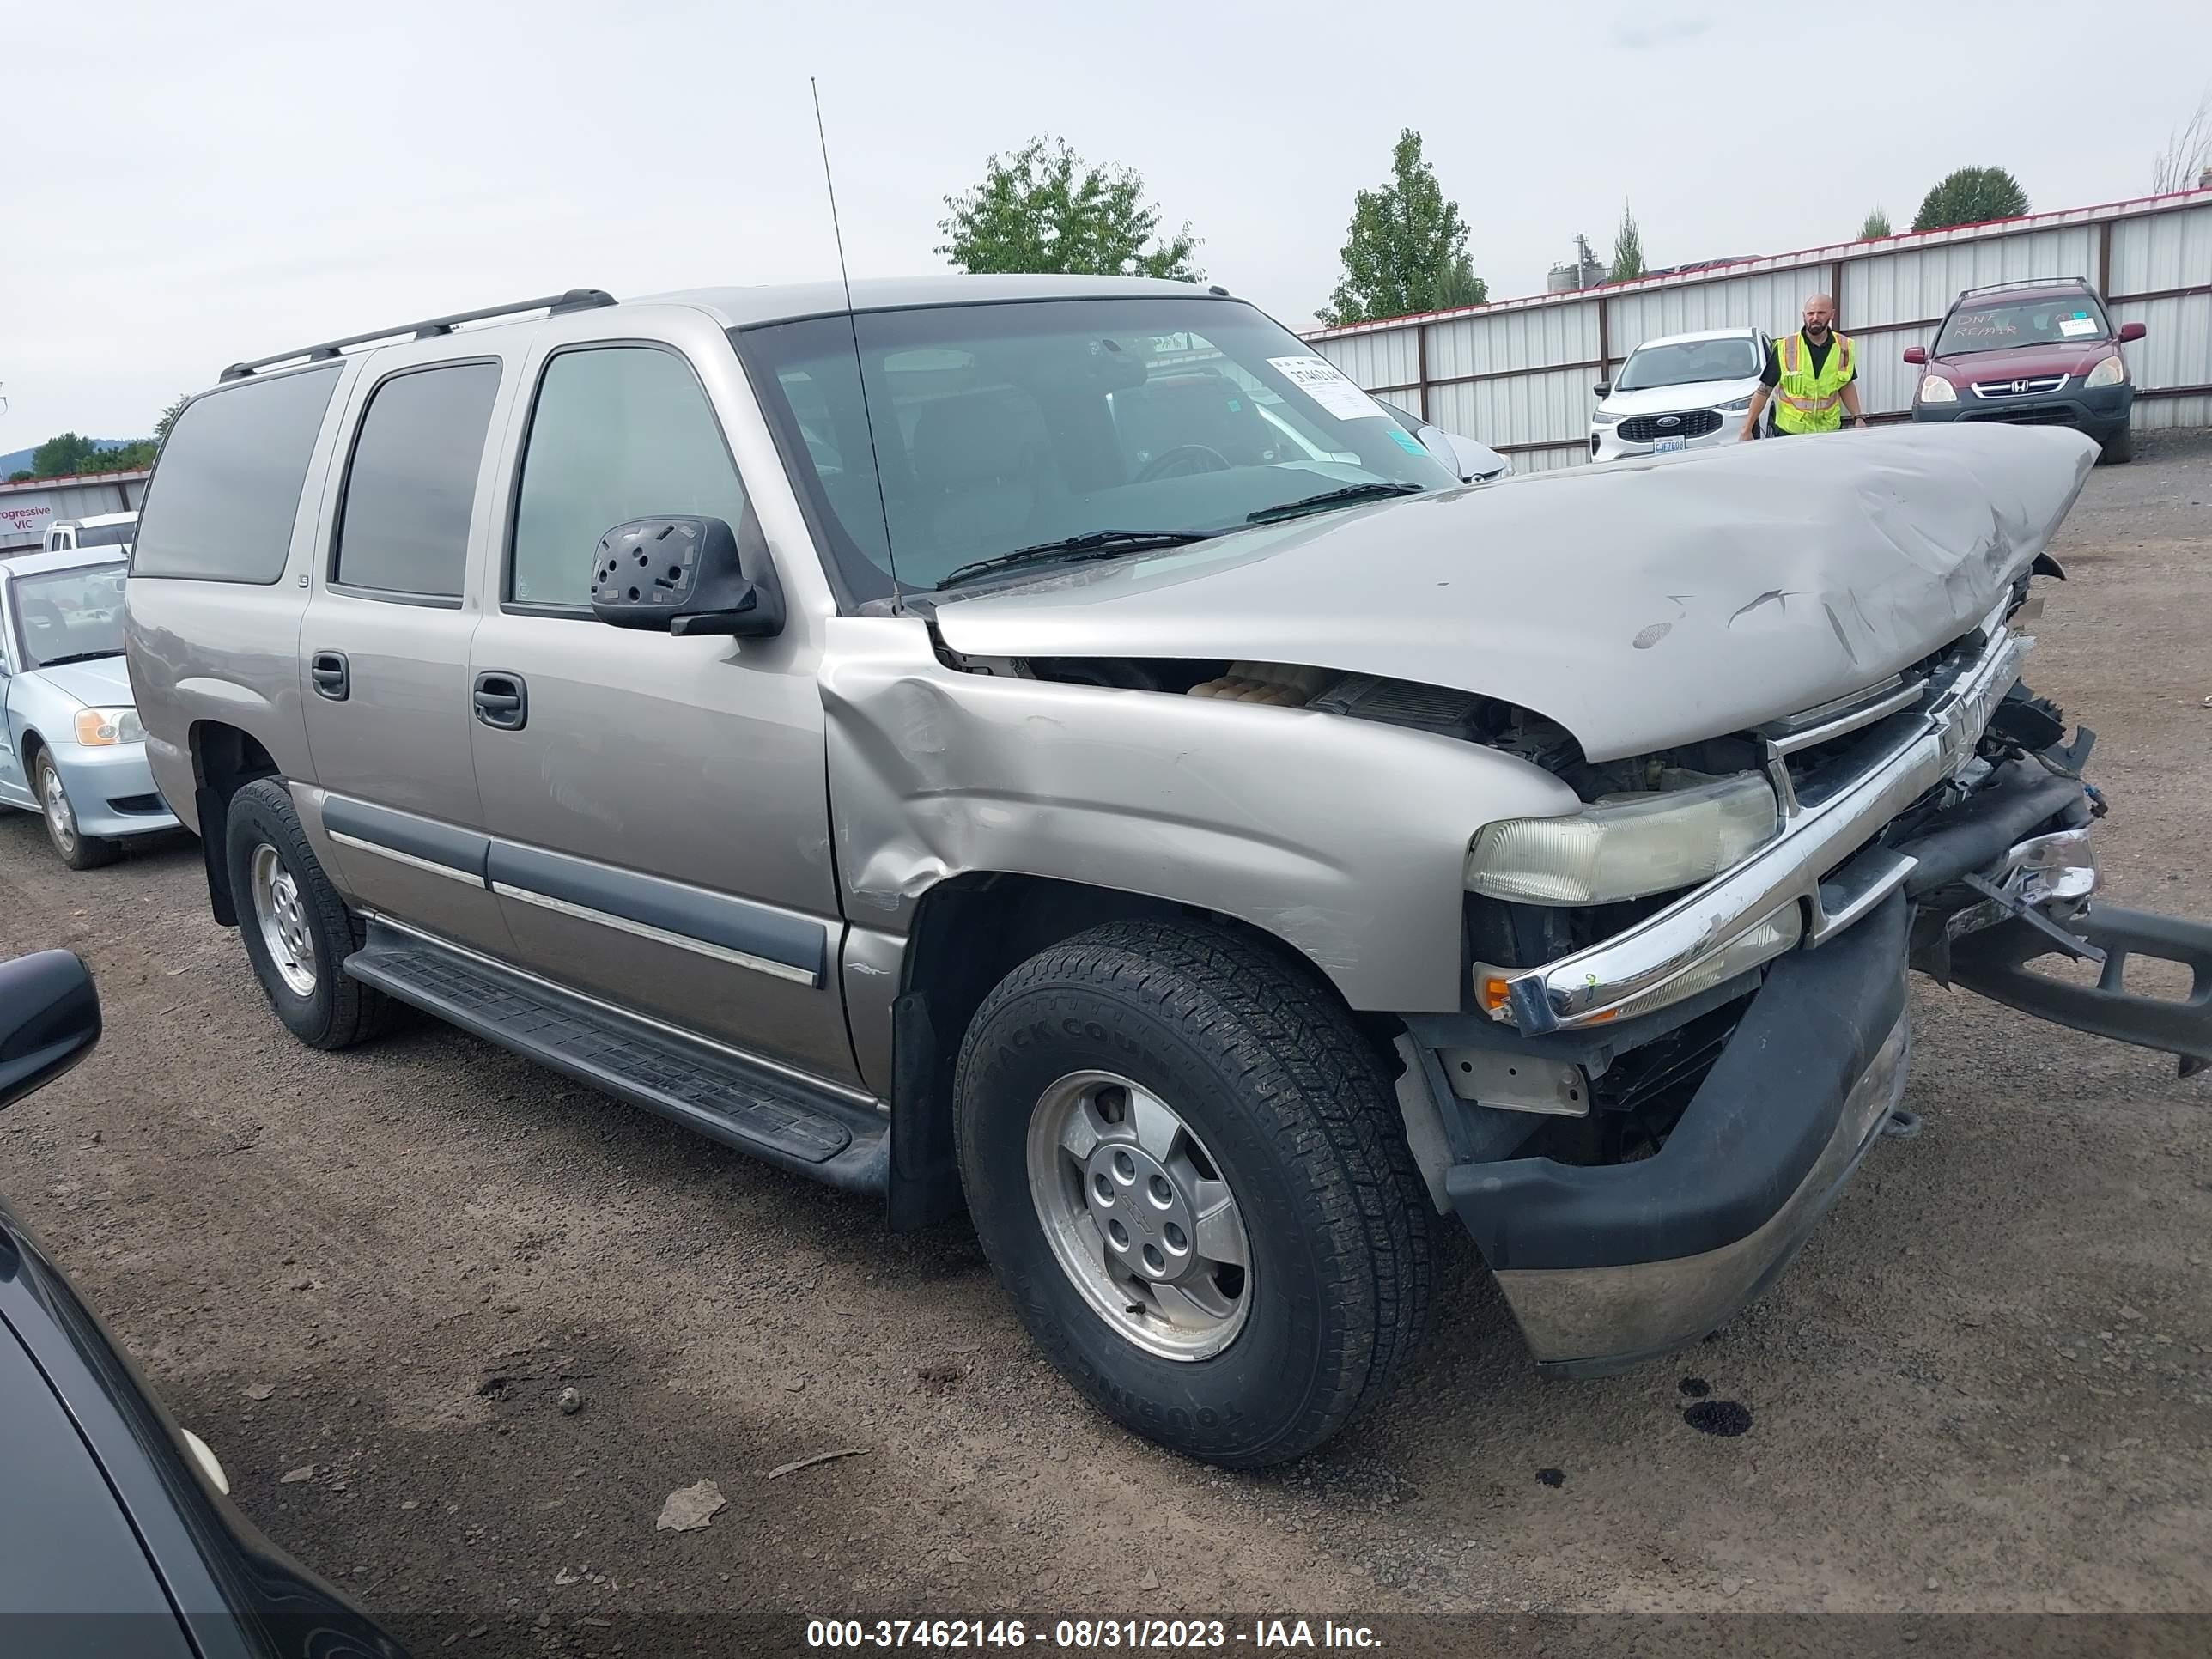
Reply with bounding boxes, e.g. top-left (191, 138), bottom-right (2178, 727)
top-left (1739, 294), bottom-right (1869, 440)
